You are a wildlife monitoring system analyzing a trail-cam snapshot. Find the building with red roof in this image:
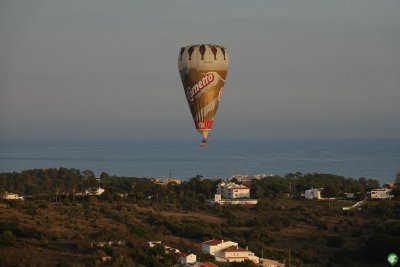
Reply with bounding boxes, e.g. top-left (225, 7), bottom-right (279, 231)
top-left (192, 262), bottom-right (218, 267)
top-left (201, 239), bottom-right (259, 264)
